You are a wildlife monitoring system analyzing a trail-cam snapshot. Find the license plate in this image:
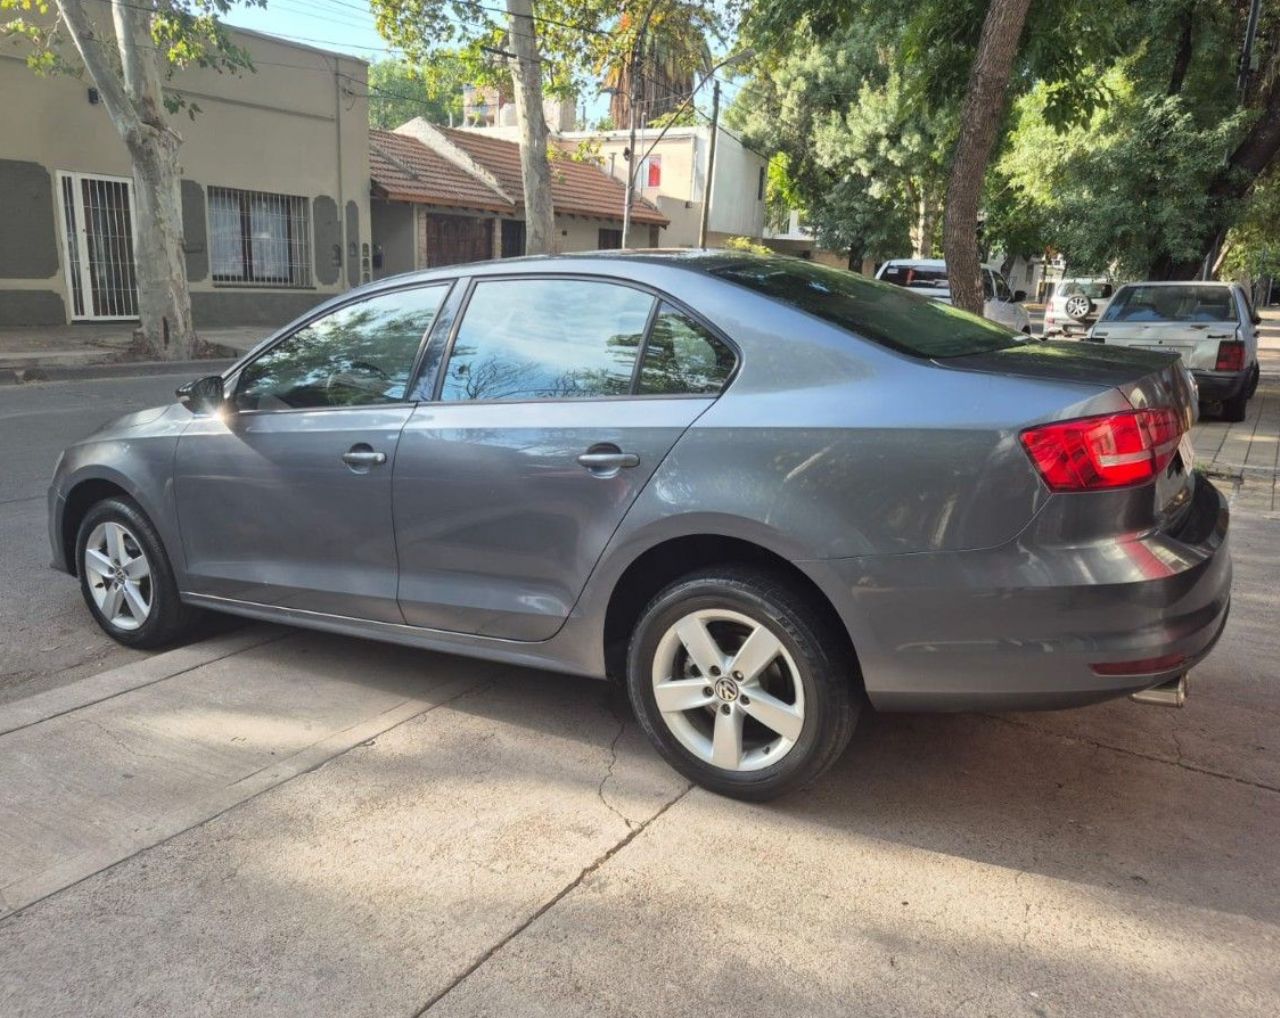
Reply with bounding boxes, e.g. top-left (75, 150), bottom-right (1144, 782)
top-left (1179, 433), bottom-right (1195, 472)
